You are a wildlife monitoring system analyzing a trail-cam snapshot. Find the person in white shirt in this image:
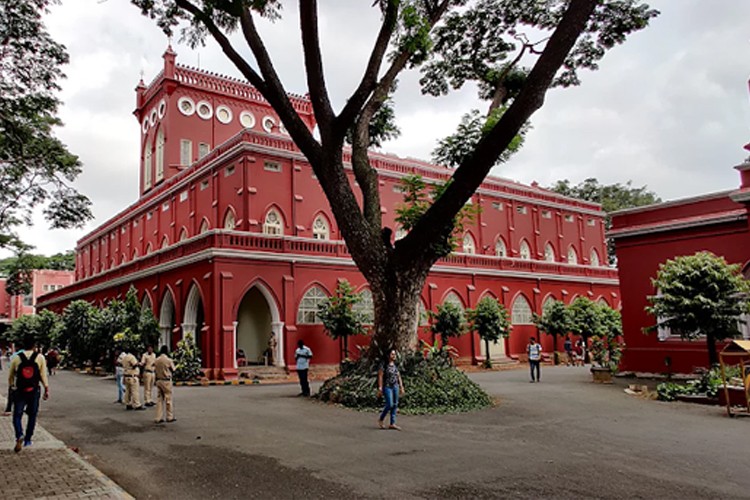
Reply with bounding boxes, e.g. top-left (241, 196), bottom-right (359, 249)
top-left (527, 337), bottom-right (543, 383)
top-left (294, 340), bottom-right (313, 397)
